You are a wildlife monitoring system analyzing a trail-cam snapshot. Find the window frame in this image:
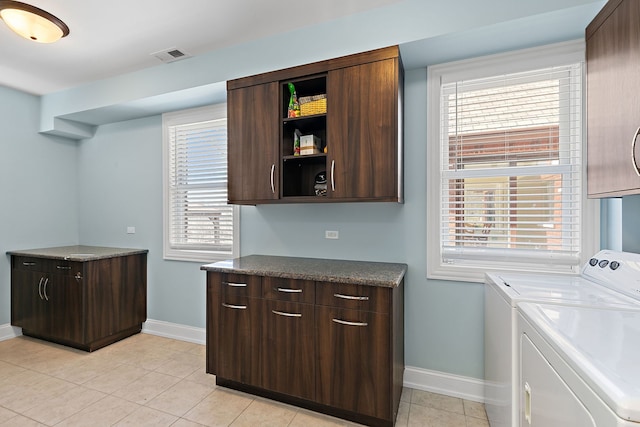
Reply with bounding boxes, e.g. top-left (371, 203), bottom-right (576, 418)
top-left (426, 40), bottom-right (599, 282)
top-left (162, 104), bottom-right (239, 263)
